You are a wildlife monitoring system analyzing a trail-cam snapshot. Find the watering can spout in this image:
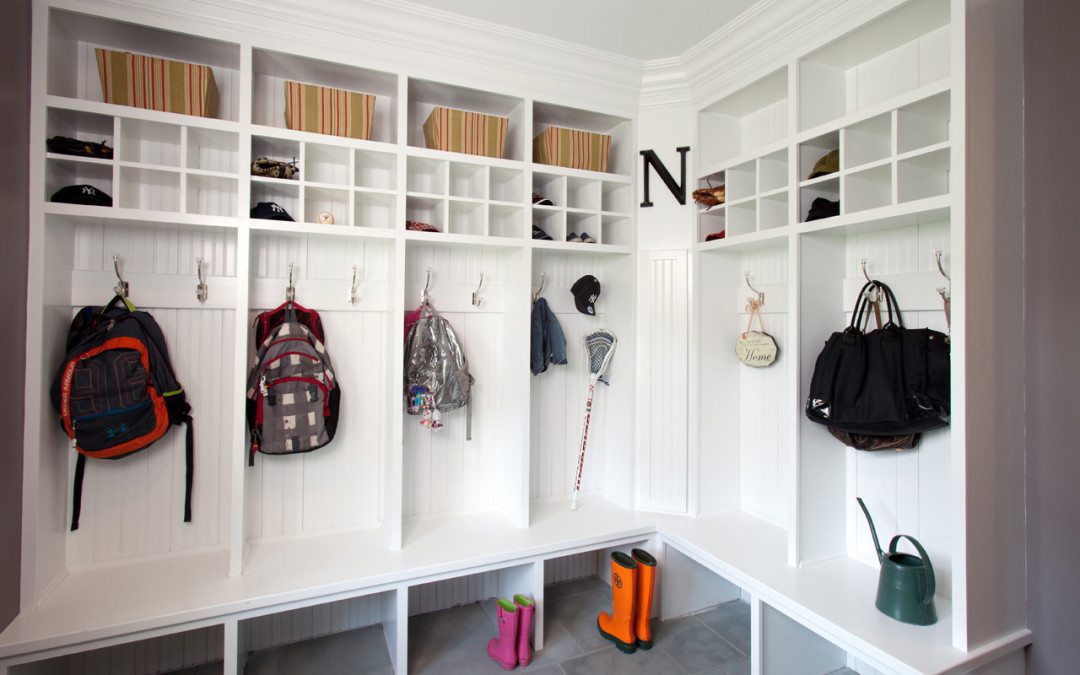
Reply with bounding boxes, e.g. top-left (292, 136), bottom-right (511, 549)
top-left (855, 497), bottom-right (938, 626)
